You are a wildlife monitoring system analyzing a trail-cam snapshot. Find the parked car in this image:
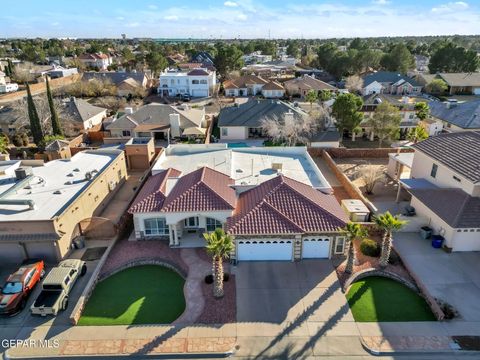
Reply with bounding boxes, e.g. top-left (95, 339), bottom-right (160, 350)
top-left (30, 259), bottom-right (86, 316)
top-left (0, 259), bottom-right (45, 316)
top-left (181, 94), bottom-right (191, 101)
